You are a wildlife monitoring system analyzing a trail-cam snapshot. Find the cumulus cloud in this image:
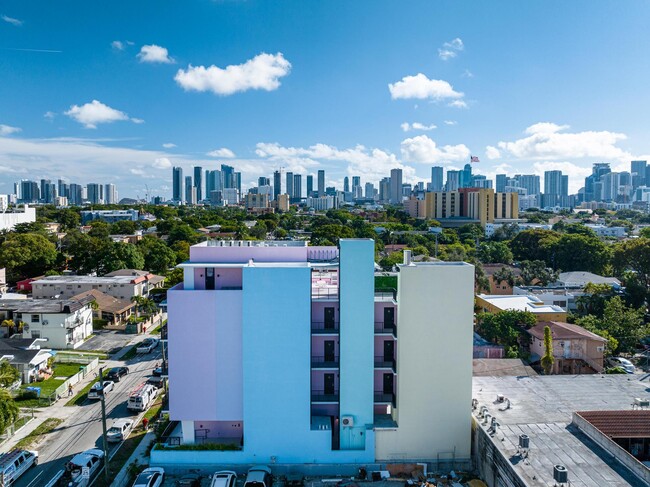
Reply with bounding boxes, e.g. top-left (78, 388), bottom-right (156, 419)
top-left (0, 125), bottom-right (21, 136)
top-left (153, 157), bottom-right (172, 169)
top-left (388, 74), bottom-right (464, 103)
top-left (64, 100), bottom-right (142, 129)
top-left (448, 99), bottom-right (468, 109)
top-left (438, 37), bottom-right (464, 60)
top-left (497, 122), bottom-right (631, 161)
top-left (175, 52), bottom-right (291, 96)
top-left (43, 111), bottom-right (56, 120)
top-left (207, 148), bottom-right (236, 158)
top-left (400, 135), bottom-right (471, 164)
top-left (401, 122), bottom-right (437, 132)
top-left (162, 143), bottom-right (177, 149)
top-left (111, 41), bottom-right (125, 51)
top-left (1, 15), bottom-right (23, 26)
top-left (137, 44), bottom-right (175, 64)
top-left (444, 120), bottom-right (457, 126)
top-left (485, 146), bottom-right (501, 159)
